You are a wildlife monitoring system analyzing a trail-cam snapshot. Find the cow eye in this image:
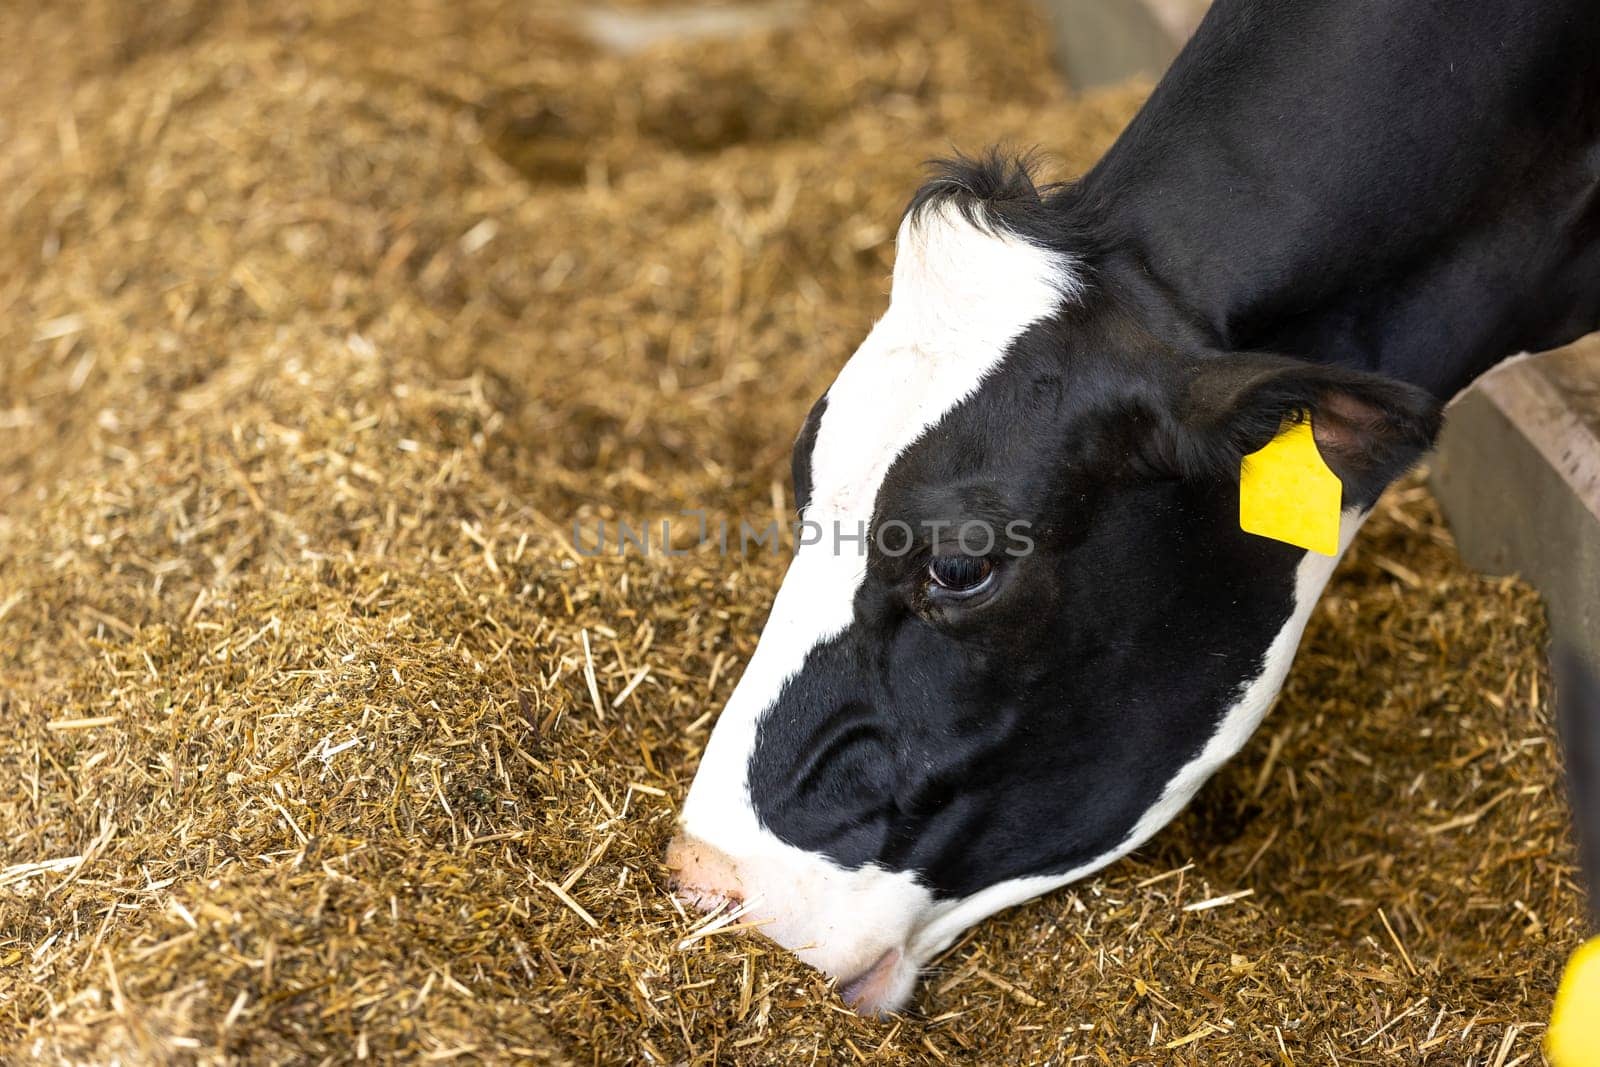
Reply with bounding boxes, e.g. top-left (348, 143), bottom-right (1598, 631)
top-left (926, 555), bottom-right (995, 596)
